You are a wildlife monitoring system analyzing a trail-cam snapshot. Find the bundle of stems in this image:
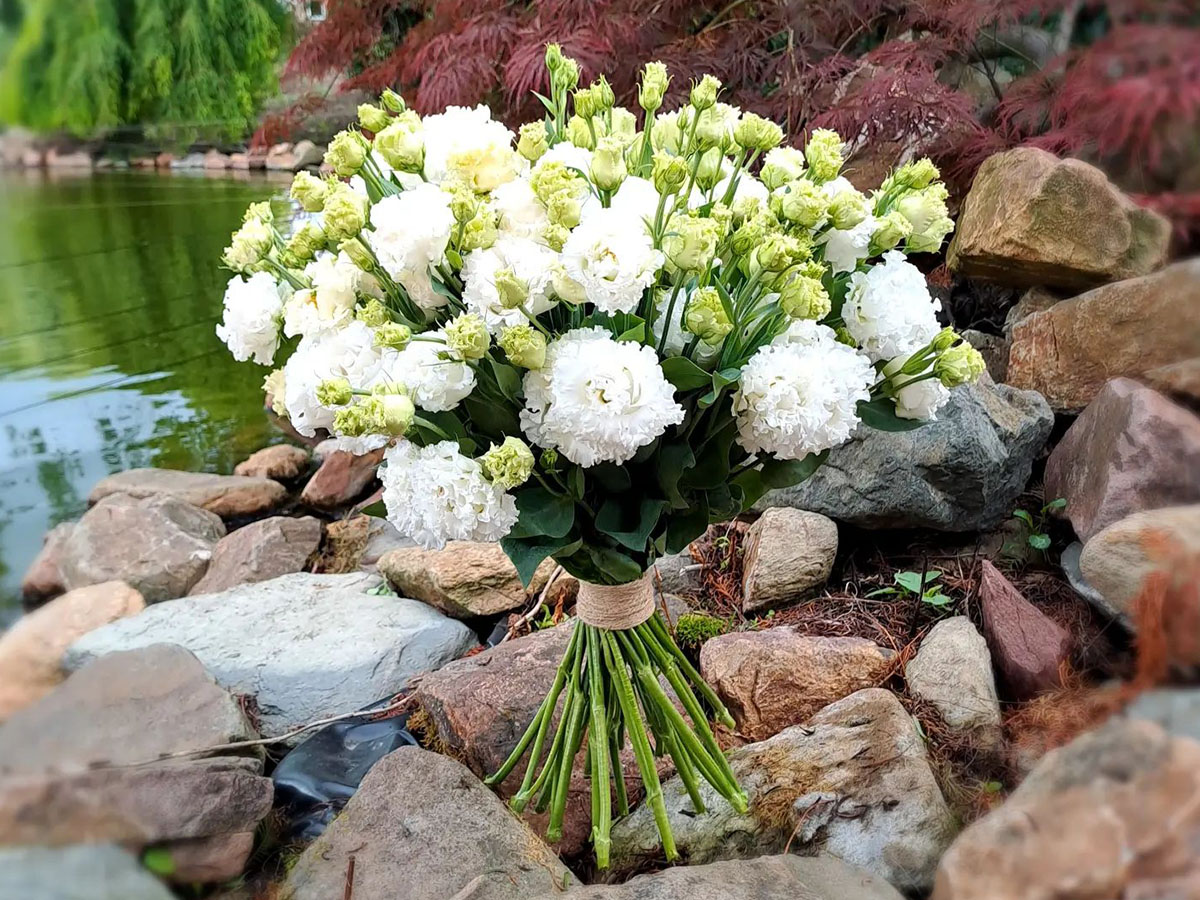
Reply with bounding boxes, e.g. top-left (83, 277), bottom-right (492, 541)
top-left (485, 613), bottom-right (748, 867)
